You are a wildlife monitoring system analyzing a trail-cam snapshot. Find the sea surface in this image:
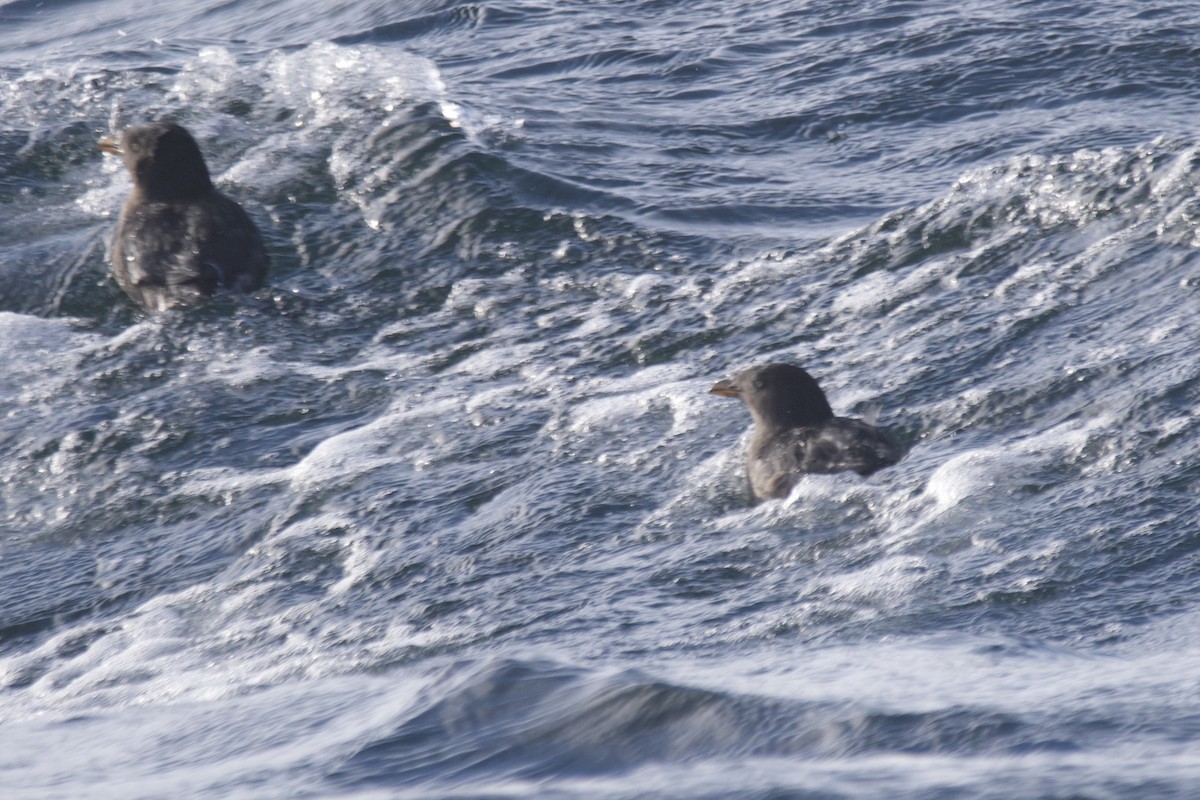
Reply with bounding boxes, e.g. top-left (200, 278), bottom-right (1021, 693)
top-left (2, 0), bottom-right (1199, 797)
